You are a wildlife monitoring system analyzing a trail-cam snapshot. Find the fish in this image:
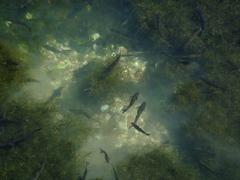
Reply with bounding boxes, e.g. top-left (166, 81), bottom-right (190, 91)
top-left (110, 28), bottom-right (133, 39)
top-left (112, 165), bottom-right (119, 180)
top-left (122, 92), bottom-right (139, 113)
top-left (131, 122), bottom-right (150, 136)
top-left (24, 78), bottom-right (39, 83)
top-left (42, 45), bottom-right (71, 54)
top-left (121, 8), bottom-right (135, 26)
top-left (200, 77), bottom-right (226, 92)
top-left (134, 102), bottom-right (146, 124)
top-left (0, 128), bottom-right (41, 149)
top-left (33, 162), bottom-right (45, 180)
top-left (196, 7), bottom-right (205, 33)
top-left (20, 0), bottom-right (32, 9)
top-left (45, 86), bottom-right (64, 104)
top-left (8, 19), bottom-right (32, 32)
top-left (77, 162), bottom-right (88, 180)
top-left (69, 109), bottom-right (91, 119)
top-left (100, 148), bottom-right (110, 163)
top-left (0, 120), bottom-right (18, 127)
top-left (98, 54), bottom-right (121, 80)
top-left (68, 0), bottom-right (93, 18)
